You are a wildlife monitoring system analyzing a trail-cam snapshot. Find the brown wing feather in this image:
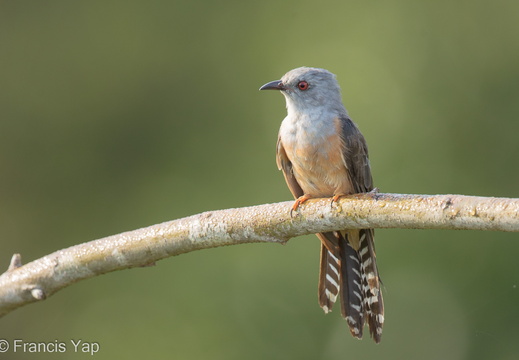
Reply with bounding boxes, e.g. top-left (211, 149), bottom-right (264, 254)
top-left (276, 136), bottom-right (304, 199)
top-left (338, 116), bottom-right (374, 193)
